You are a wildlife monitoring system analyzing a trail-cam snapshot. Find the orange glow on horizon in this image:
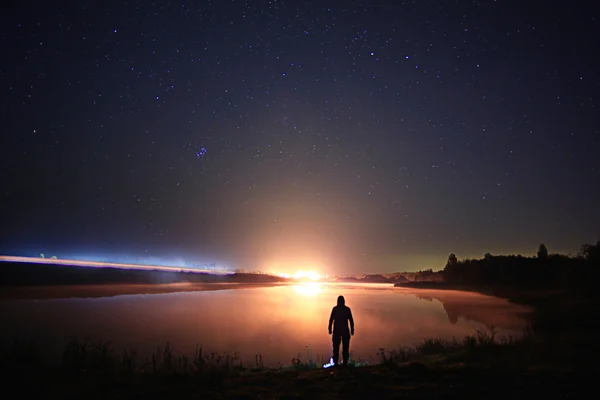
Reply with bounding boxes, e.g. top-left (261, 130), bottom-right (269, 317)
top-left (270, 269), bottom-right (323, 281)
